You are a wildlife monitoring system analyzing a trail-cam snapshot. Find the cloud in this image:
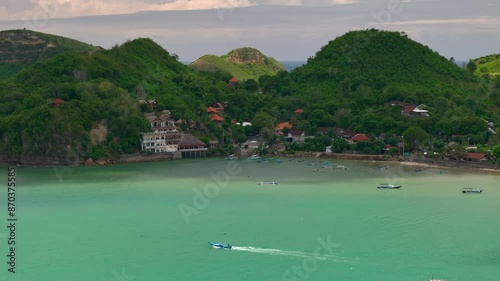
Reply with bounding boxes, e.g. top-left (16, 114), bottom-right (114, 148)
top-left (0, 0), bottom-right (256, 20)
